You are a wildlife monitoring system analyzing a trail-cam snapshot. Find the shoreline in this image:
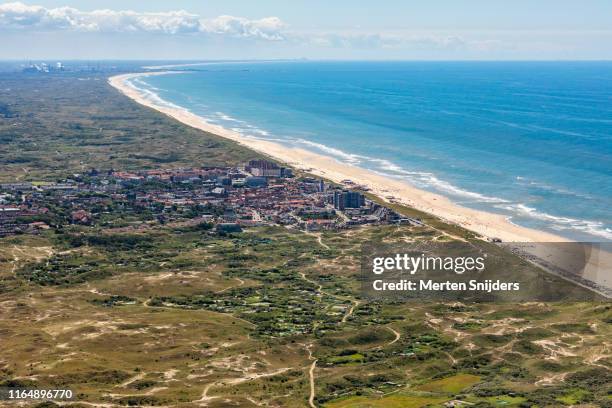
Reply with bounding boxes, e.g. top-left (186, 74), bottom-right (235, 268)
top-left (108, 71), bottom-right (567, 244)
